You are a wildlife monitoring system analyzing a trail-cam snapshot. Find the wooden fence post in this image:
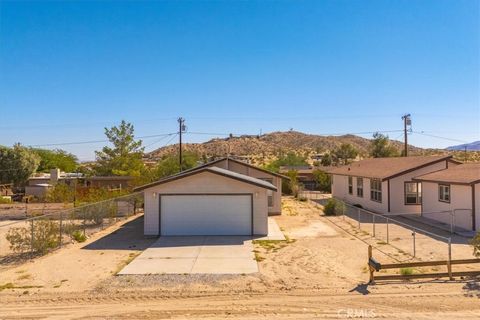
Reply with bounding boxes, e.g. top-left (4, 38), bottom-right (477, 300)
top-left (368, 245), bottom-right (375, 283)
